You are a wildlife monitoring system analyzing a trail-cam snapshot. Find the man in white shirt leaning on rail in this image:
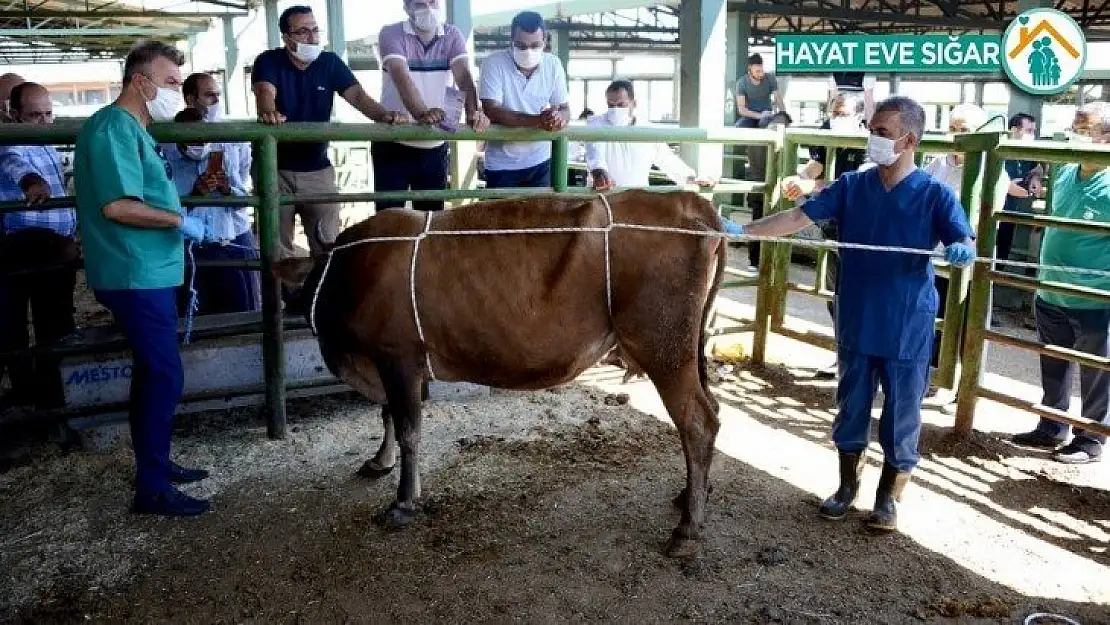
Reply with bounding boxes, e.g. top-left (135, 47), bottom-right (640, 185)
top-left (586, 80), bottom-right (716, 192)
